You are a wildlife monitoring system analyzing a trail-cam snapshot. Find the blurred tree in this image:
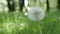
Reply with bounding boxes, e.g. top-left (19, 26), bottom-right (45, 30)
top-left (58, 0), bottom-right (60, 9)
top-left (19, 0), bottom-right (24, 11)
top-left (7, 0), bottom-right (15, 12)
top-left (46, 0), bottom-right (50, 11)
top-left (34, 0), bottom-right (36, 6)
